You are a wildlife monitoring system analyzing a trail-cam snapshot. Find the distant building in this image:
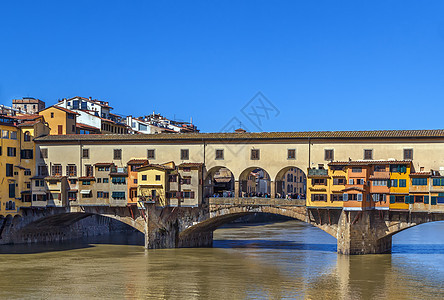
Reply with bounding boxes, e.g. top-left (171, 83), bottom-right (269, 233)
top-left (39, 106), bottom-right (78, 135)
top-left (12, 97), bottom-right (45, 114)
top-left (127, 113), bottom-right (199, 134)
top-left (281, 168), bottom-right (306, 196)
